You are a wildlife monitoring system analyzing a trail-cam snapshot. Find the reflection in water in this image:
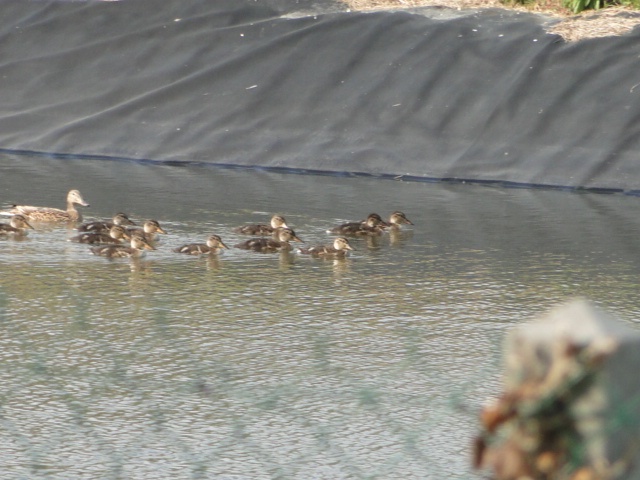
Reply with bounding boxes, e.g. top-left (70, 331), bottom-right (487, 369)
top-left (388, 228), bottom-right (413, 247)
top-left (1, 156), bottom-right (640, 479)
